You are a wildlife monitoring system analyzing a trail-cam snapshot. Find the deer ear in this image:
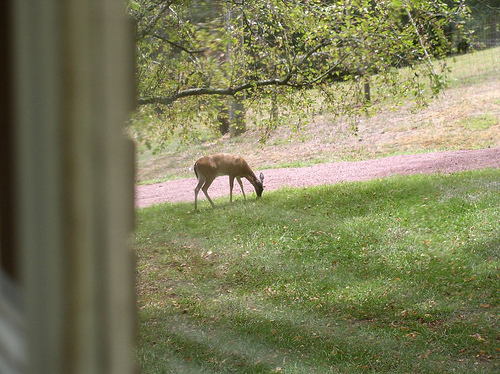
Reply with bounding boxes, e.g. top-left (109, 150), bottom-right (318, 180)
top-left (259, 172), bottom-right (264, 183)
